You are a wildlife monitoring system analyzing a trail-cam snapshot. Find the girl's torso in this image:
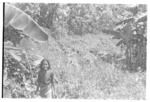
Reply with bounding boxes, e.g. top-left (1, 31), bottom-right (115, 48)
top-left (38, 69), bottom-right (53, 87)
top-left (38, 69), bottom-right (53, 97)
